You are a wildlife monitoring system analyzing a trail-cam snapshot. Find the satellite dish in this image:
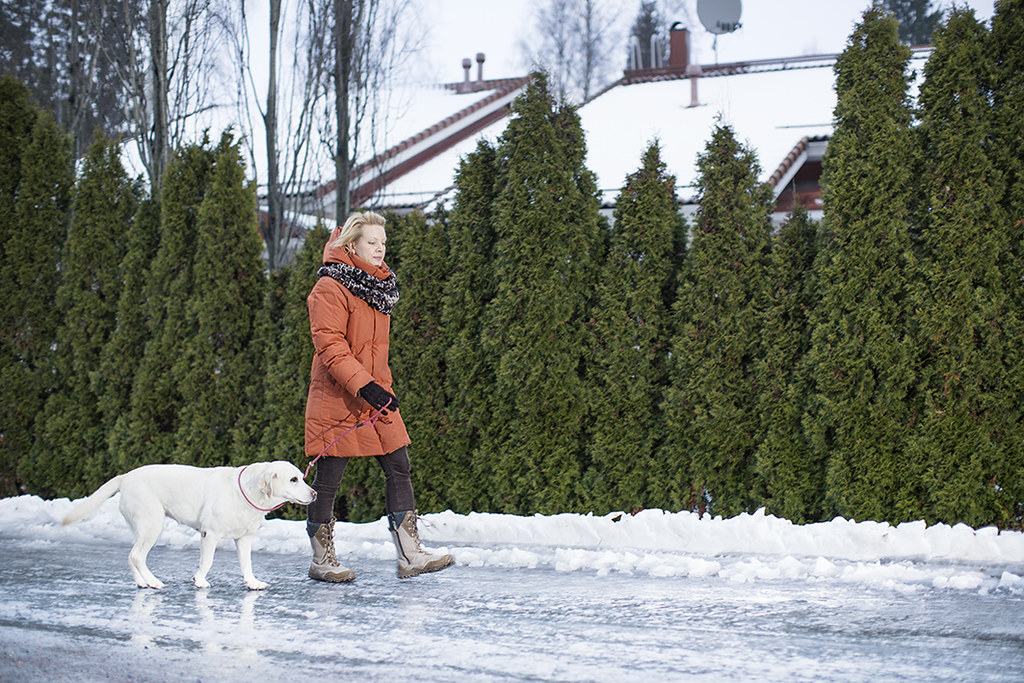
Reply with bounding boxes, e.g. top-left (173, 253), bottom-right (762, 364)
top-left (697, 0), bottom-right (742, 35)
